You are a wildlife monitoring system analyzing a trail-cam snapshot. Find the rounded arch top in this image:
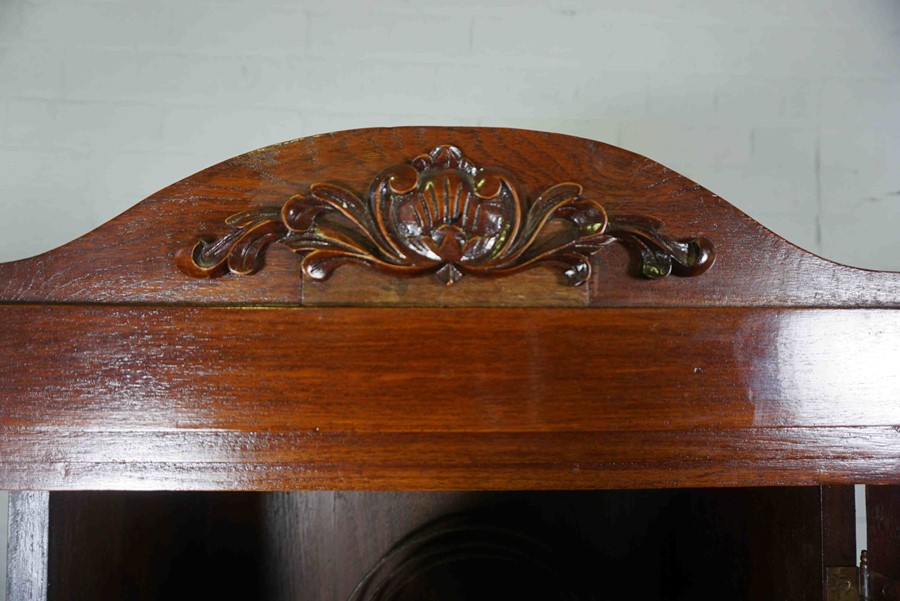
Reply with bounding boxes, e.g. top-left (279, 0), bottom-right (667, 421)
top-left (0, 126), bottom-right (896, 307)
